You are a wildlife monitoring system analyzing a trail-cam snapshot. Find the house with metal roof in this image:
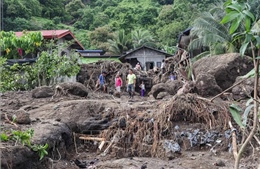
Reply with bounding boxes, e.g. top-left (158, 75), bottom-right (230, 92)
top-left (15, 30), bottom-right (84, 59)
top-left (119, 46), bottom-right (173, 71)
top-left (15, 30), bottom-right (84, 51)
